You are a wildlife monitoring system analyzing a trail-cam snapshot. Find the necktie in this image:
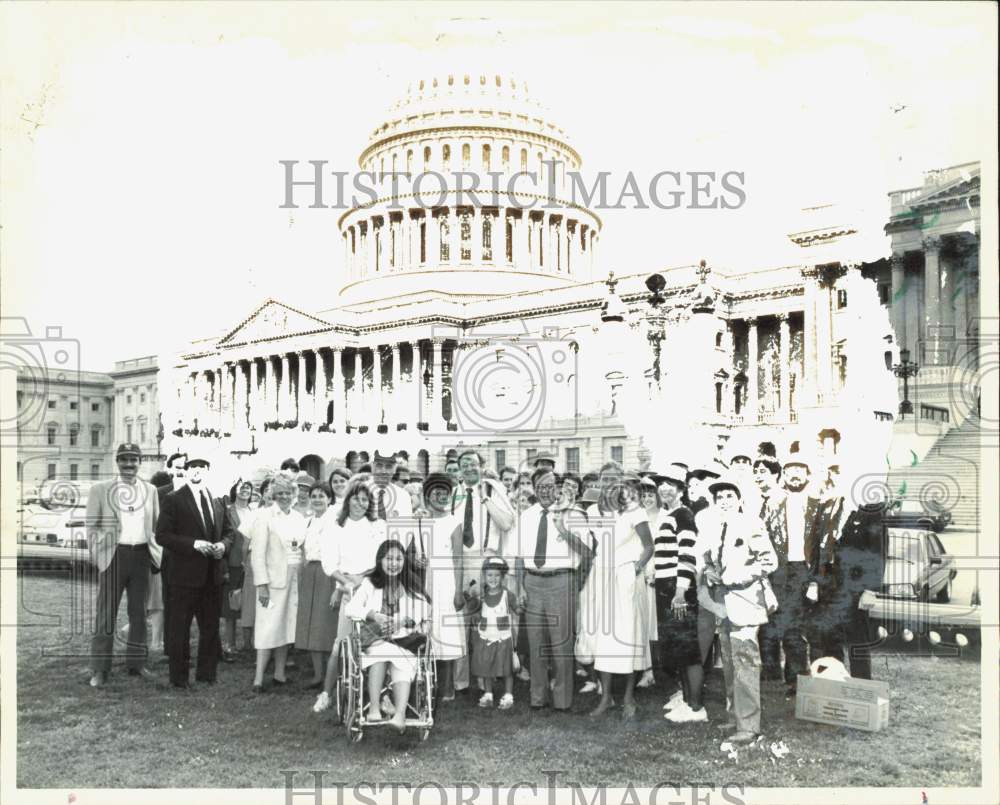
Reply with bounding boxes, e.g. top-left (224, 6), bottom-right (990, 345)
top-left (200, 490), bottom-right (215, 536)
top-left (462, 488), bottom-right (474, 548)
top-left (377, 489), bottom-right (387, 521)
top-left (534, 508), bottom-right (549, 568)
